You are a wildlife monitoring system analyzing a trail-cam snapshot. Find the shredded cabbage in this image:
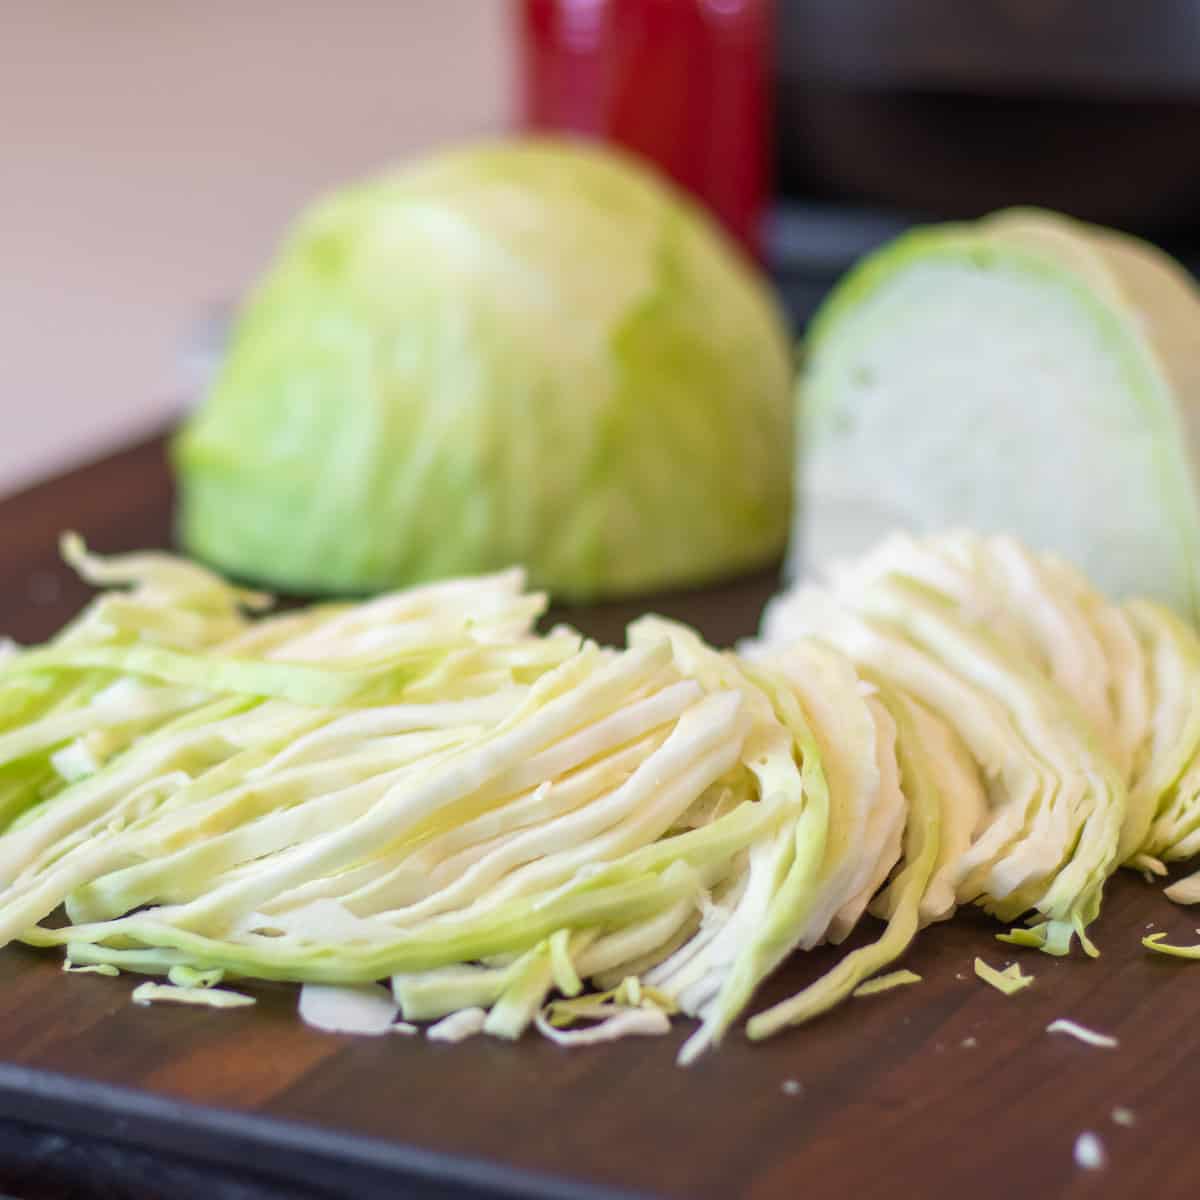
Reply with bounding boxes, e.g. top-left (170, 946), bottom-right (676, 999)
top-left (4, 532), bottom-right (1200, 1062)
